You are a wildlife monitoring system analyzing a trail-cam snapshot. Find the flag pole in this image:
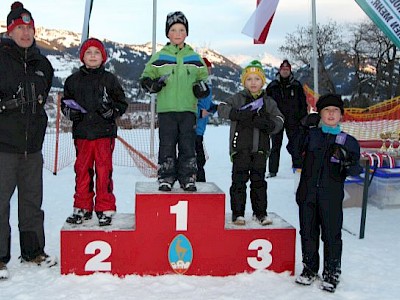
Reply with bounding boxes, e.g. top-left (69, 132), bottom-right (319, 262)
top-left (150, 0), bottom-right (157, 158)
top-left (311, 0), bottom-right (318, 97)
top-left (81, 0), bottom-right (93, 45)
